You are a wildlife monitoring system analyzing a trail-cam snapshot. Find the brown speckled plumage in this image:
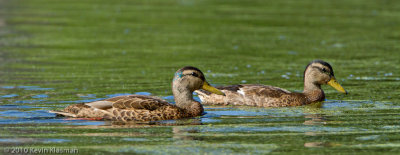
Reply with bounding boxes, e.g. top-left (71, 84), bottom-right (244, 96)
top-left (196, 60), bottom-right (347, 107)
top-left (50, 66), bottom-right (224, 122)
